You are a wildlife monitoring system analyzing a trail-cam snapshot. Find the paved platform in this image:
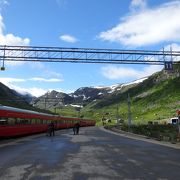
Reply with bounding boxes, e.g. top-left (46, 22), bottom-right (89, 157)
top-left (0, 126), bottom-right (180, 180)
